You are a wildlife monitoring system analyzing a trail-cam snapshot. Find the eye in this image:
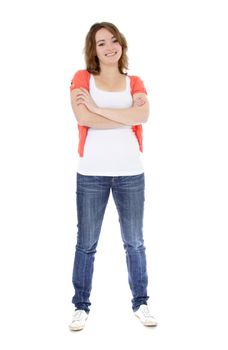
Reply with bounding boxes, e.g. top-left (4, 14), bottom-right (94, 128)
top-left (98, 43), bottom-right (104, 46)
top-left (113, 39), bottom-right (118, 43)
